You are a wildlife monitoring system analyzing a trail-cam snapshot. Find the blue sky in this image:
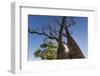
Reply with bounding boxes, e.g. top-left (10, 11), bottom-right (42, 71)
top-left (28, 15), bottom-right (88, 61)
